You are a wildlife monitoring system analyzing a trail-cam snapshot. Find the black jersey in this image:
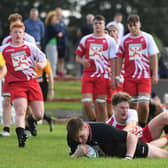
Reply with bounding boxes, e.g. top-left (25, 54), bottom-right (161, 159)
top-left (67, 122), bottom-right (148, 158)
